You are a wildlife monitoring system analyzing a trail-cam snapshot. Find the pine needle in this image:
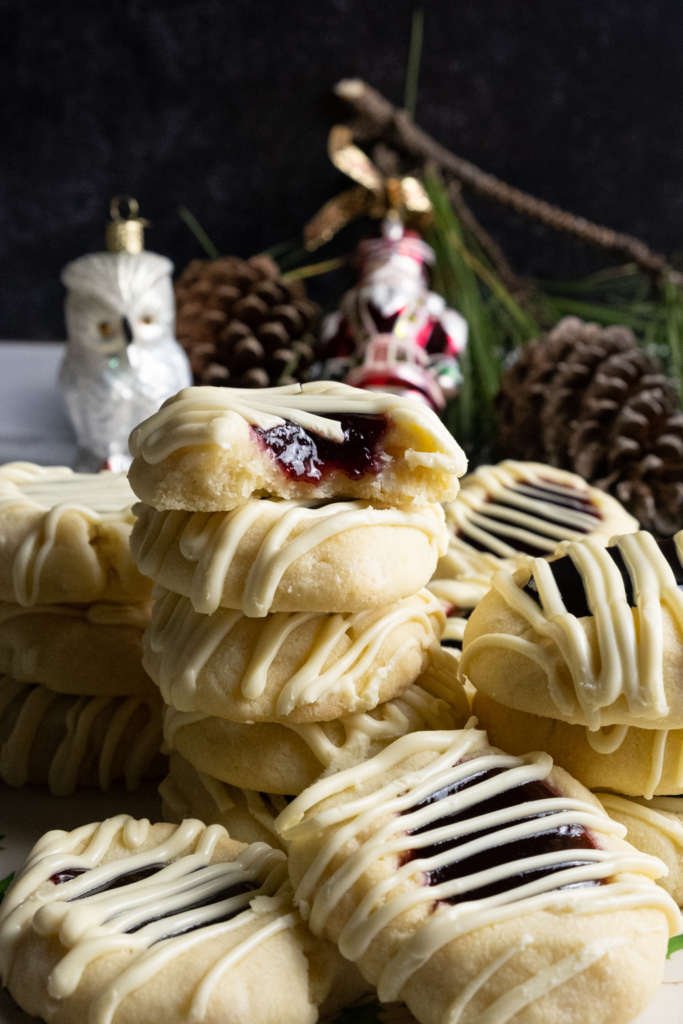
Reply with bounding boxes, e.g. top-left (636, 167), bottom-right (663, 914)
top-left (282, 256), bottom-right (346, 282)
top-left (178, 206), bottom-right (220, 259)
top-left (425, 172), bottom-right (538, 453)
